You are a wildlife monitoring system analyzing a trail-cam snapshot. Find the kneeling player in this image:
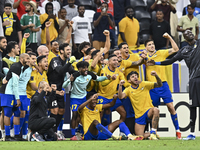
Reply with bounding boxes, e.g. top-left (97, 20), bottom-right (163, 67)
top-left (78, 92), bottom-right (143, 140)
top-left (118, 71), bottom-right (162, 140)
